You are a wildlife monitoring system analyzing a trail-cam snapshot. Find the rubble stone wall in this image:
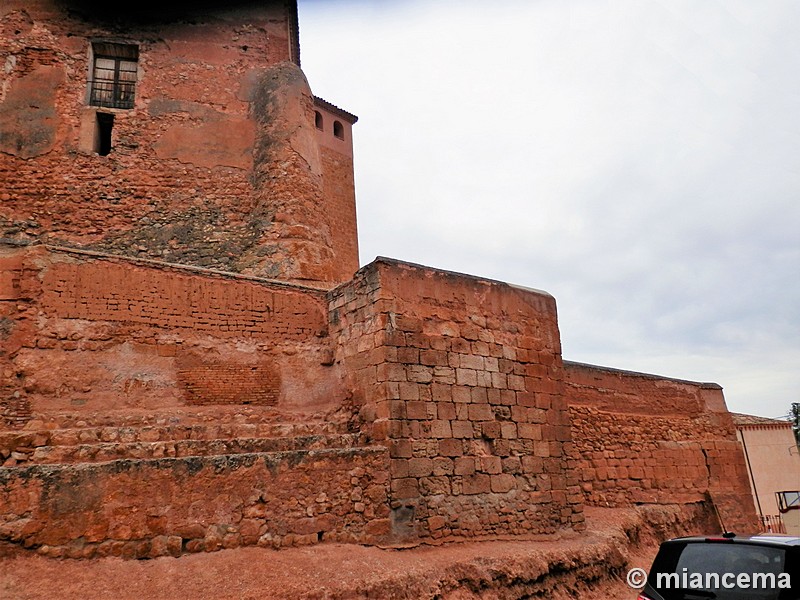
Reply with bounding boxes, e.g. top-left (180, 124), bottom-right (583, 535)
top-left (0, 248), bottom-right (761, 554)
top-left (0, 447), bottom-right (390, 558)
top-left (565, 361), bottom-right (758, 533)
